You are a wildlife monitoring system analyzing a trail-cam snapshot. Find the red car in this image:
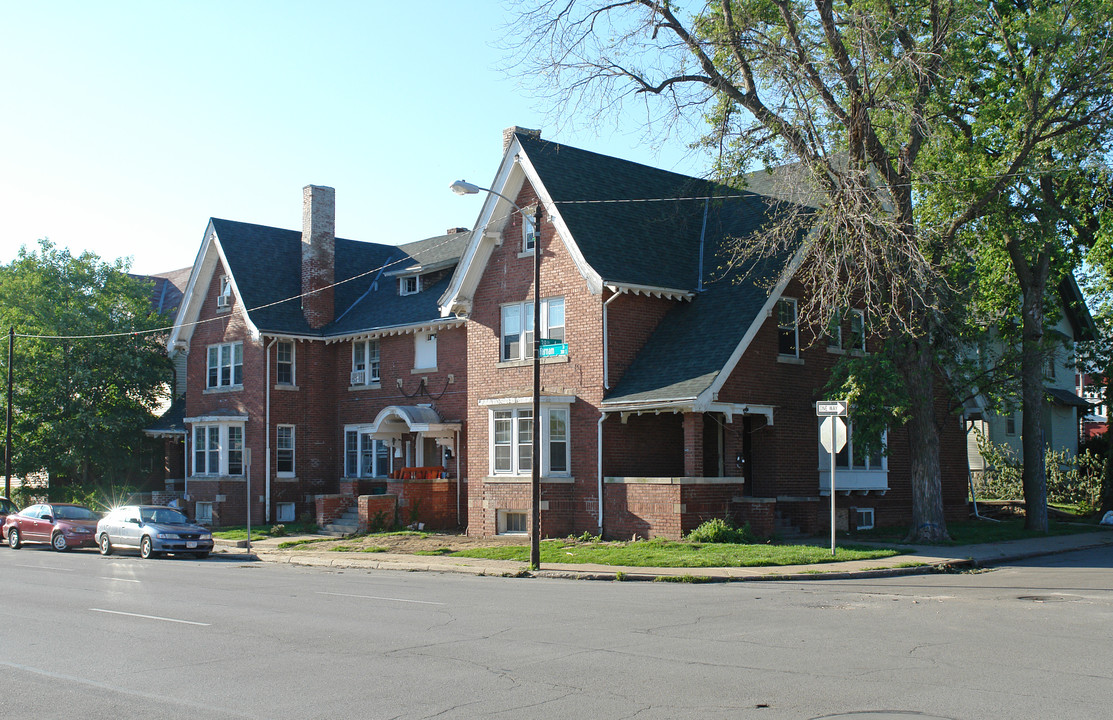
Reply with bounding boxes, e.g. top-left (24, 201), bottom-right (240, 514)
top-left (3, 502), bottom-right (100, 551)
